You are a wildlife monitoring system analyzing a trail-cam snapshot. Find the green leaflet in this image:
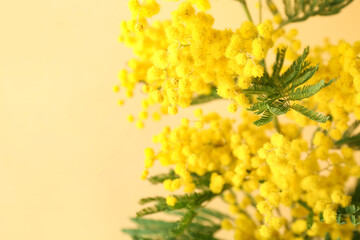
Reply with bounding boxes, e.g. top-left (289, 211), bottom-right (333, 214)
top-left (272, 47), bottom-right (287, 78)
top-left (288, 79), bottom-right (325, 100)
top-left (288, 78), bottom-right (335, 100)
top-left (167, 210), bottom-right (198, 238)
top-left (168, 207), bottom-right (232, 225)
top-left (291, 104), bottom-right (330, 123)
top-left (197, 207), bottom-right (232, 220)
top-left (248, 100), bottom-right (269, 112)
top-left (286, 65), bottom-right (319, 91)
top-left (124, 191), bottom-right (224, 240)
top-left (130, 218), bottom-right (177, 228)
top-left (253, 109), bottom-right (274, 126)
top-left (147, 169), bottom-right (212, 190)
top-left (335, 133), bottom-right (360, 149)
top-left (267, 101), bottom-right (289, 115)
top-left (139, 196), bottom-right (166, 205)
top-left (246, 47), bottom-right (332, 126)
top-left (136, 191), bottom-right (216, 218)
top-left (147, 170), bottom-right (178, 185)
top-left (123, 221), bottom-right (174, 235)
top-left (281, 46), bottom-right (310, 86)
top-left (242, 84), bottom-right (275, 94)
top-left (136, 205), bottom-right (169, 218)
top-left (123, 214), bottom-right (221, 240)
